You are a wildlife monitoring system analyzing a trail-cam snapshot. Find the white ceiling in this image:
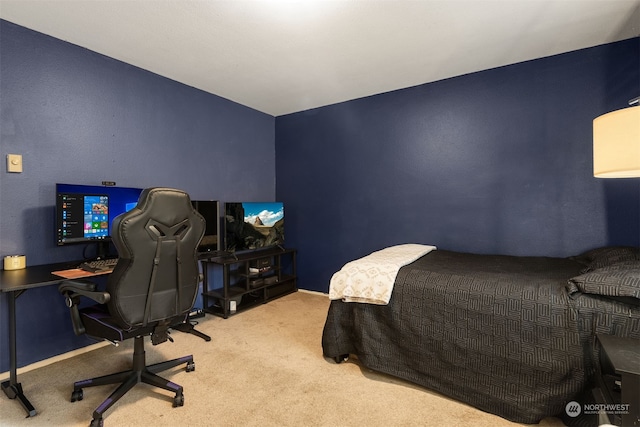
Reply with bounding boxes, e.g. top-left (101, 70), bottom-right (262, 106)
top-left (1, 1), bottom-right (639, 116)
